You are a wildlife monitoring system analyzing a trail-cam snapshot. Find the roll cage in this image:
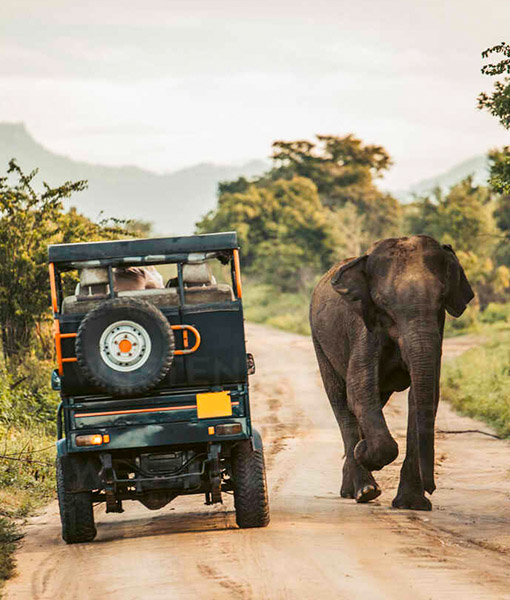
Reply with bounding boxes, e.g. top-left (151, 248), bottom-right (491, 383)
top-left (48, 232), bottom-right (243, 377)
